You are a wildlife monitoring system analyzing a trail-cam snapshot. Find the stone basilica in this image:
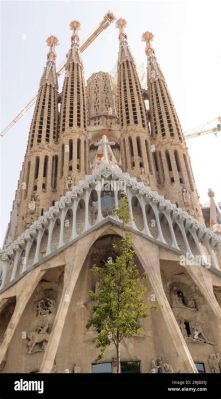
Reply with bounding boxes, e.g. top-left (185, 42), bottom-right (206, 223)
top-left (0, 15), bottom-right (221, 373)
